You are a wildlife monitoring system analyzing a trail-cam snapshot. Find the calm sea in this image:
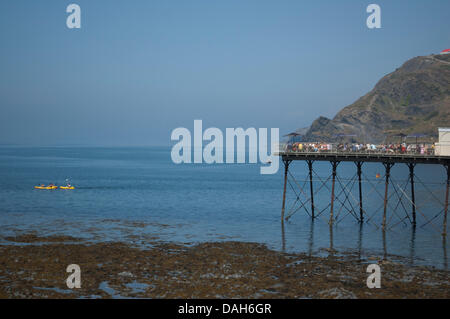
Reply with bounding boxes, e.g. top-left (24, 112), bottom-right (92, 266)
top-left (0, 146), bottom-right (447, 269)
